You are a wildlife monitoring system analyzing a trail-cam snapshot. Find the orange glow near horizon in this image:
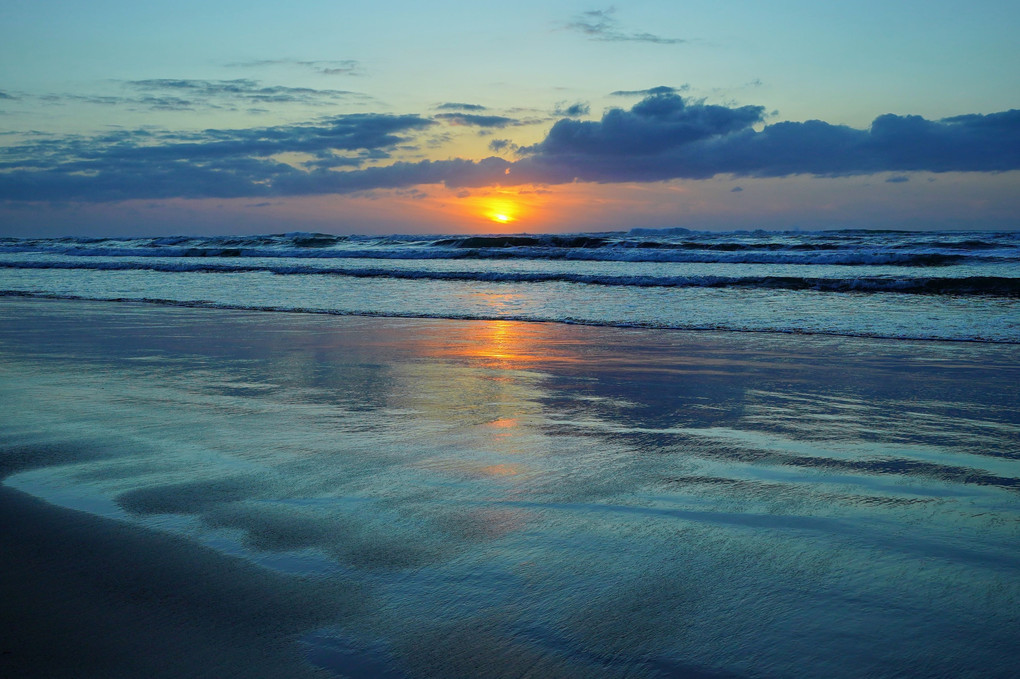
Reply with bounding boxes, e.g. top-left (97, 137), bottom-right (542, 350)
top-left (451, 183), bottom-right (660, 233)
top-left (255, 181), bottom-right (695, 235)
